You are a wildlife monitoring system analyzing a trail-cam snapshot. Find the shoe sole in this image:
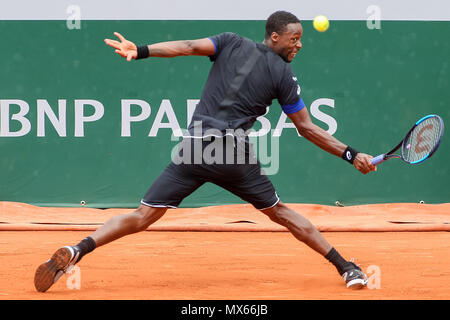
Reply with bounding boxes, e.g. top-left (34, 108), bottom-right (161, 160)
top-left (346, 278), bottom-right (368, 290)
top-left (34, 247), bottom-right (73, 292)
